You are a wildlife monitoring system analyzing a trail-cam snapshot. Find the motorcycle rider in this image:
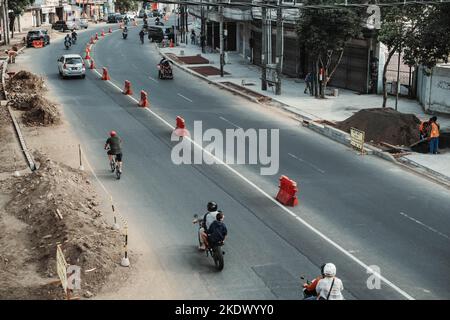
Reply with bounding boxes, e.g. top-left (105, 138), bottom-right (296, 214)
top-left (302, 263), bottom-right (326, 300)
top-left (122, 26), bottom-right (128, 38)
top-left (71, 30), bottom-right (77, 43)
top-left (104, 131), bottom-right (123, 174)
top-left (194, 201), bottom-right (219, 250)
top-left (139, 29), bottom-right (145, 44)
top-left (201, 211), bottom-right (227, 249)
top-left (315, 263), bottom-right (344, 300)
top-left (64, 34), bottom-right (72, 46)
